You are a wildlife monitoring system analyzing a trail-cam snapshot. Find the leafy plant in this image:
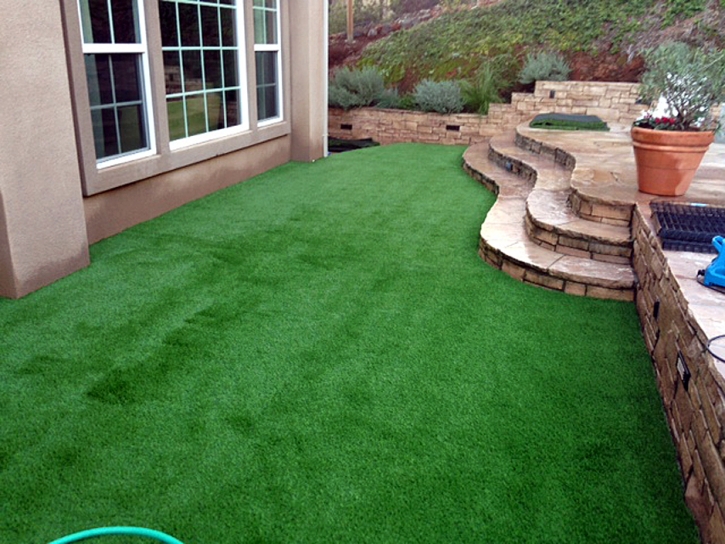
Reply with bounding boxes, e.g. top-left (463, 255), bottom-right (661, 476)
top-left (413, 80), bottom-right (464, 113)
top-left (328, 67), bottom-right (388, 110)
top-left (637, 42), bottom-right (725, 130)
top-left (460, 56), bottom-right (513, 114)
top-left (518, 51), bottom-right (571, 85)
top-left (376, 88), bottom-right (403, 109)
